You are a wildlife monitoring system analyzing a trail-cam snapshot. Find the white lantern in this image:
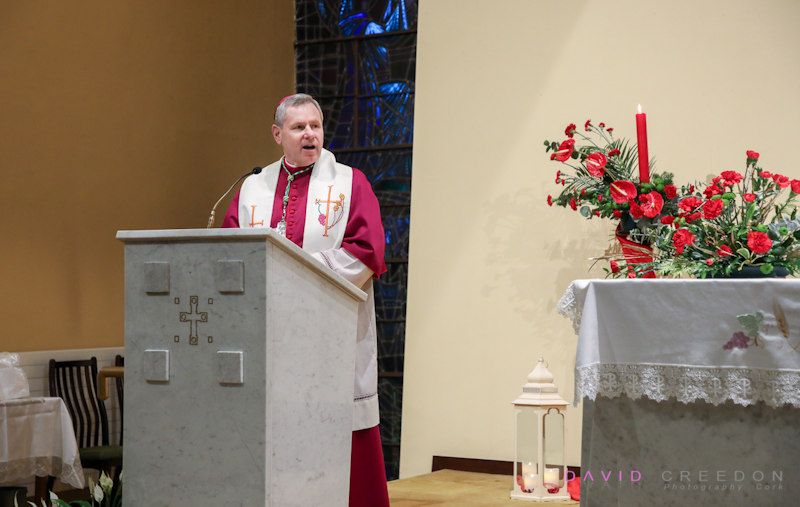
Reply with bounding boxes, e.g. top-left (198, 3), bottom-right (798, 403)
top-left (510, 357), bottom-right (571, 502)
